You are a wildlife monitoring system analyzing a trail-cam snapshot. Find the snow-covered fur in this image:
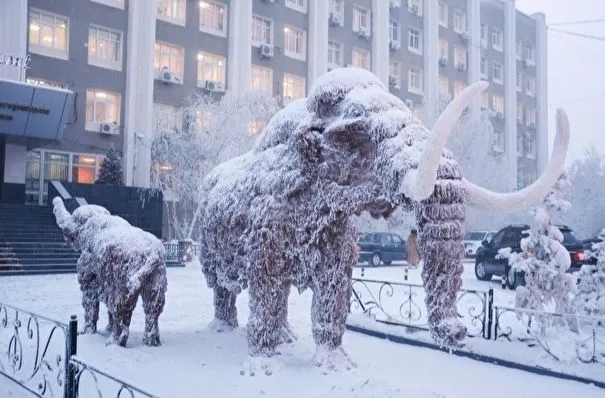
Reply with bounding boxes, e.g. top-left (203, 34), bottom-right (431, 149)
top-left (52, 197), bottom-right (167, 347)
top-left (573, 234), bottom-right (605, 316)
top-left (199, 67), bottom-right (471, 356)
